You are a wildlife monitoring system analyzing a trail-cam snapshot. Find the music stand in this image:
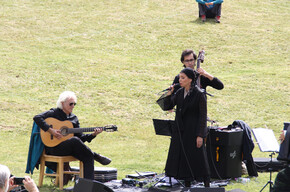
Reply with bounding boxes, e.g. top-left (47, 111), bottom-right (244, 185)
top-left (152, 119), bottom-right (175, 136)
top-left (252, 128), bottom-right (280, 192)
top-left (152, 119), bottom-right (185, 188)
